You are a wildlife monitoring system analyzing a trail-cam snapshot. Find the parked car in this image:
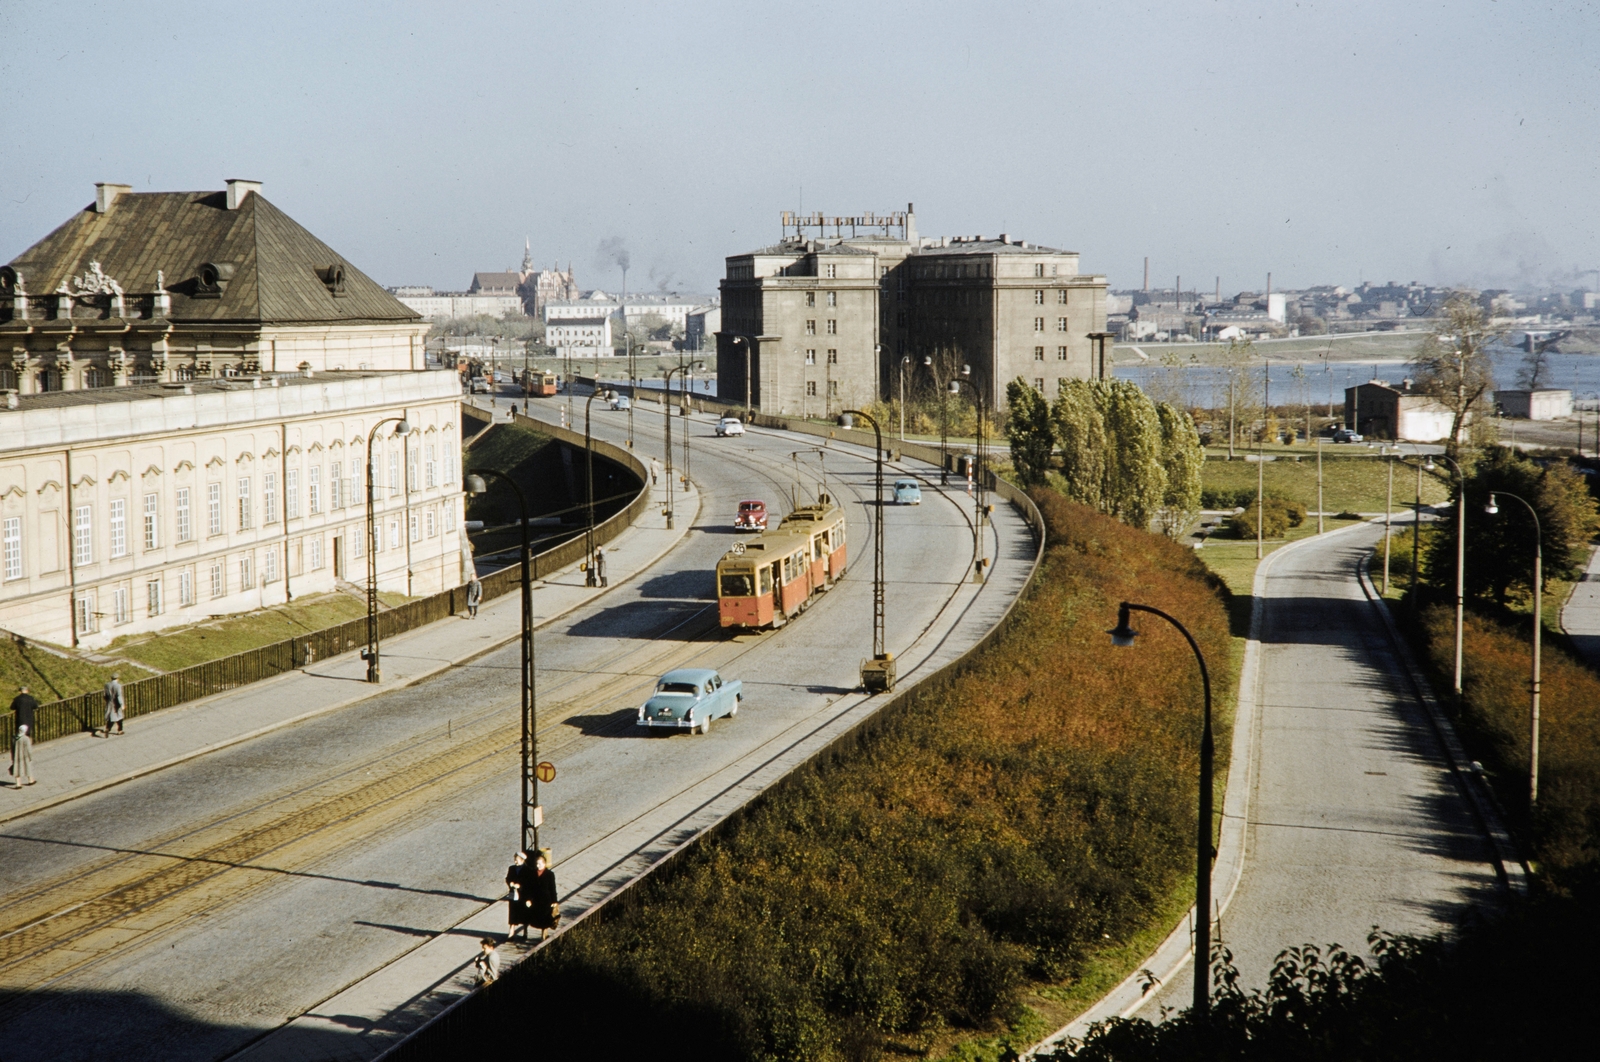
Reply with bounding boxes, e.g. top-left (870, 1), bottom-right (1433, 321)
top-left (892, 477), bottom-right (922, 505)
top-left (636, 668), bottom-right (742, 734)
top-left (610, 394), bottom-right (632, 411)
top-left (715, 416), bottom-right (746, 437)
top-left (469, 376), bottom-right (489, 394)
top-left (1330, 428), bottom-right (1364, 443)
top-left (734, 499), bottom-right (769, 530)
